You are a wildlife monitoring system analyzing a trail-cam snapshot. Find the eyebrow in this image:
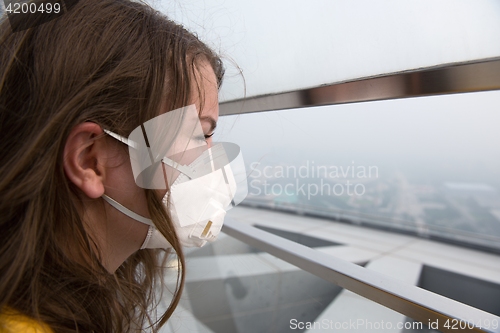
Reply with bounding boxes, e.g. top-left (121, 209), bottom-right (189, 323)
top-left (199, 116), bottom-right (217, 133)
